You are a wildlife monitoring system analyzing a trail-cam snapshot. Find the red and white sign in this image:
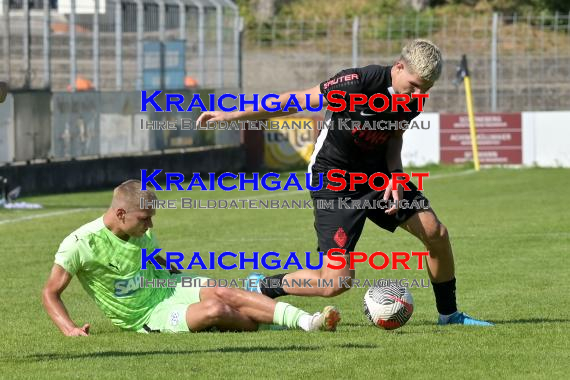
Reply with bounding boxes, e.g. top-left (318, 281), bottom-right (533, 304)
top-left (440, 113), bottom-right (522, 165)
